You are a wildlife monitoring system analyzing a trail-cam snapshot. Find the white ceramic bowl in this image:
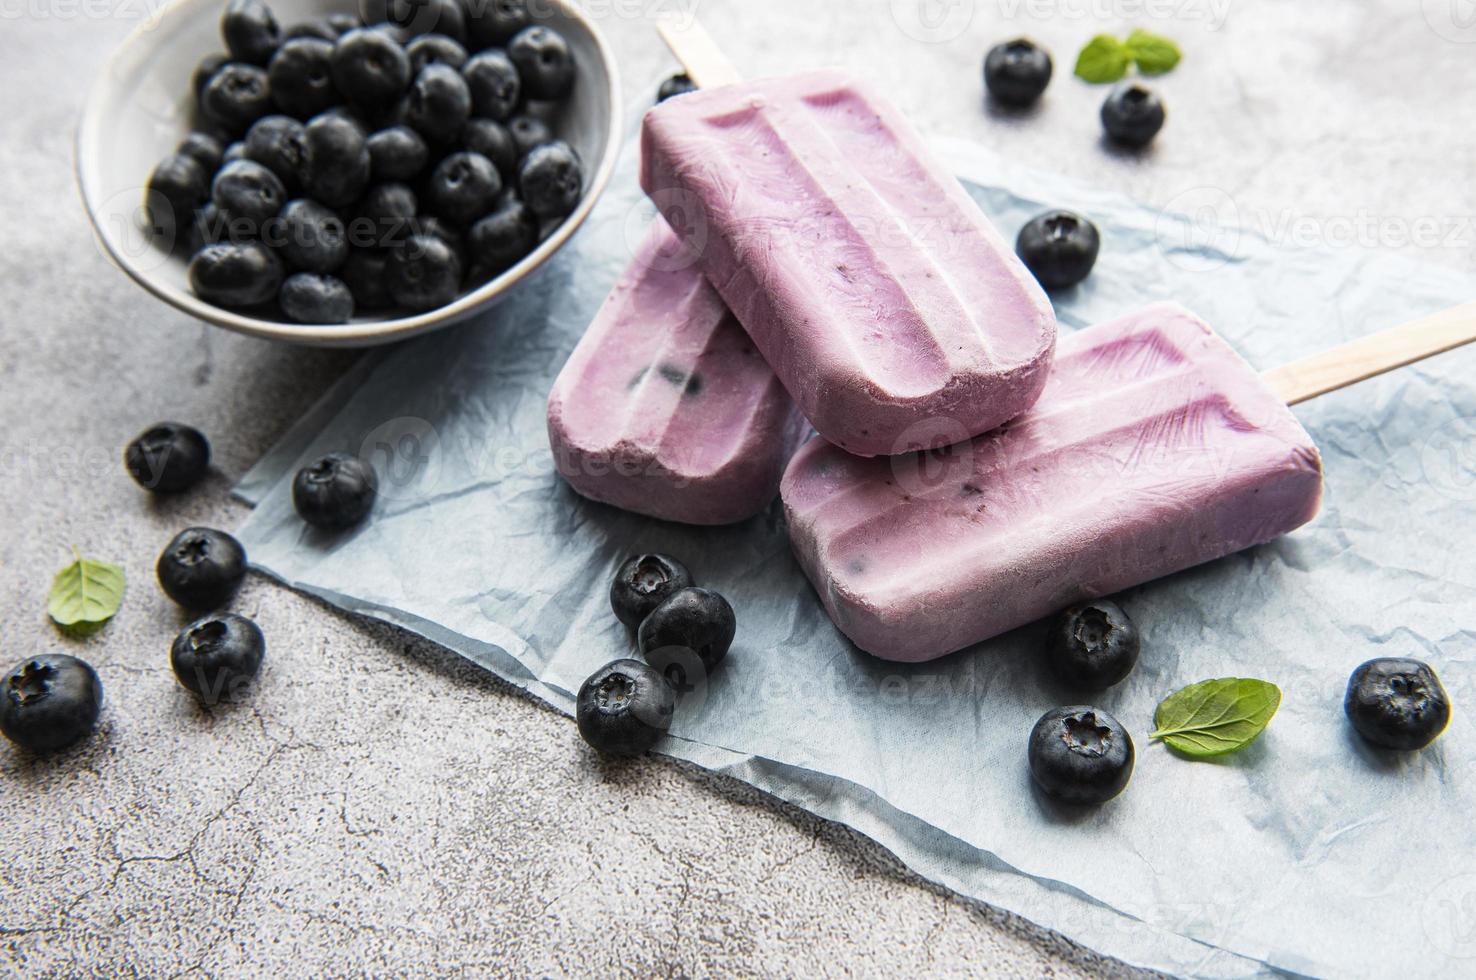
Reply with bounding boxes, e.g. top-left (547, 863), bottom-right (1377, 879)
top-left (77, 0), bottom-right (621, 347)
